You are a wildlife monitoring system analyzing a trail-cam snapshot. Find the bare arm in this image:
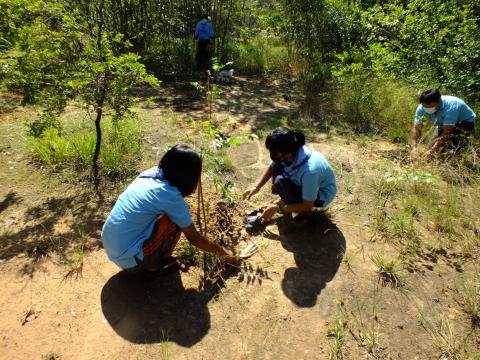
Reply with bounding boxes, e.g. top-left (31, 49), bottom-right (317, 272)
top-left (182, 224), bottom-right (238, 262)
top-left (261, 199), bottom-right (315, 223)
top-left (412, 124), bottom-right (423, 148)
top-left (283, 200), bottom-right (315, 214)
top-left (243, 165), bottom-right (272, 200)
